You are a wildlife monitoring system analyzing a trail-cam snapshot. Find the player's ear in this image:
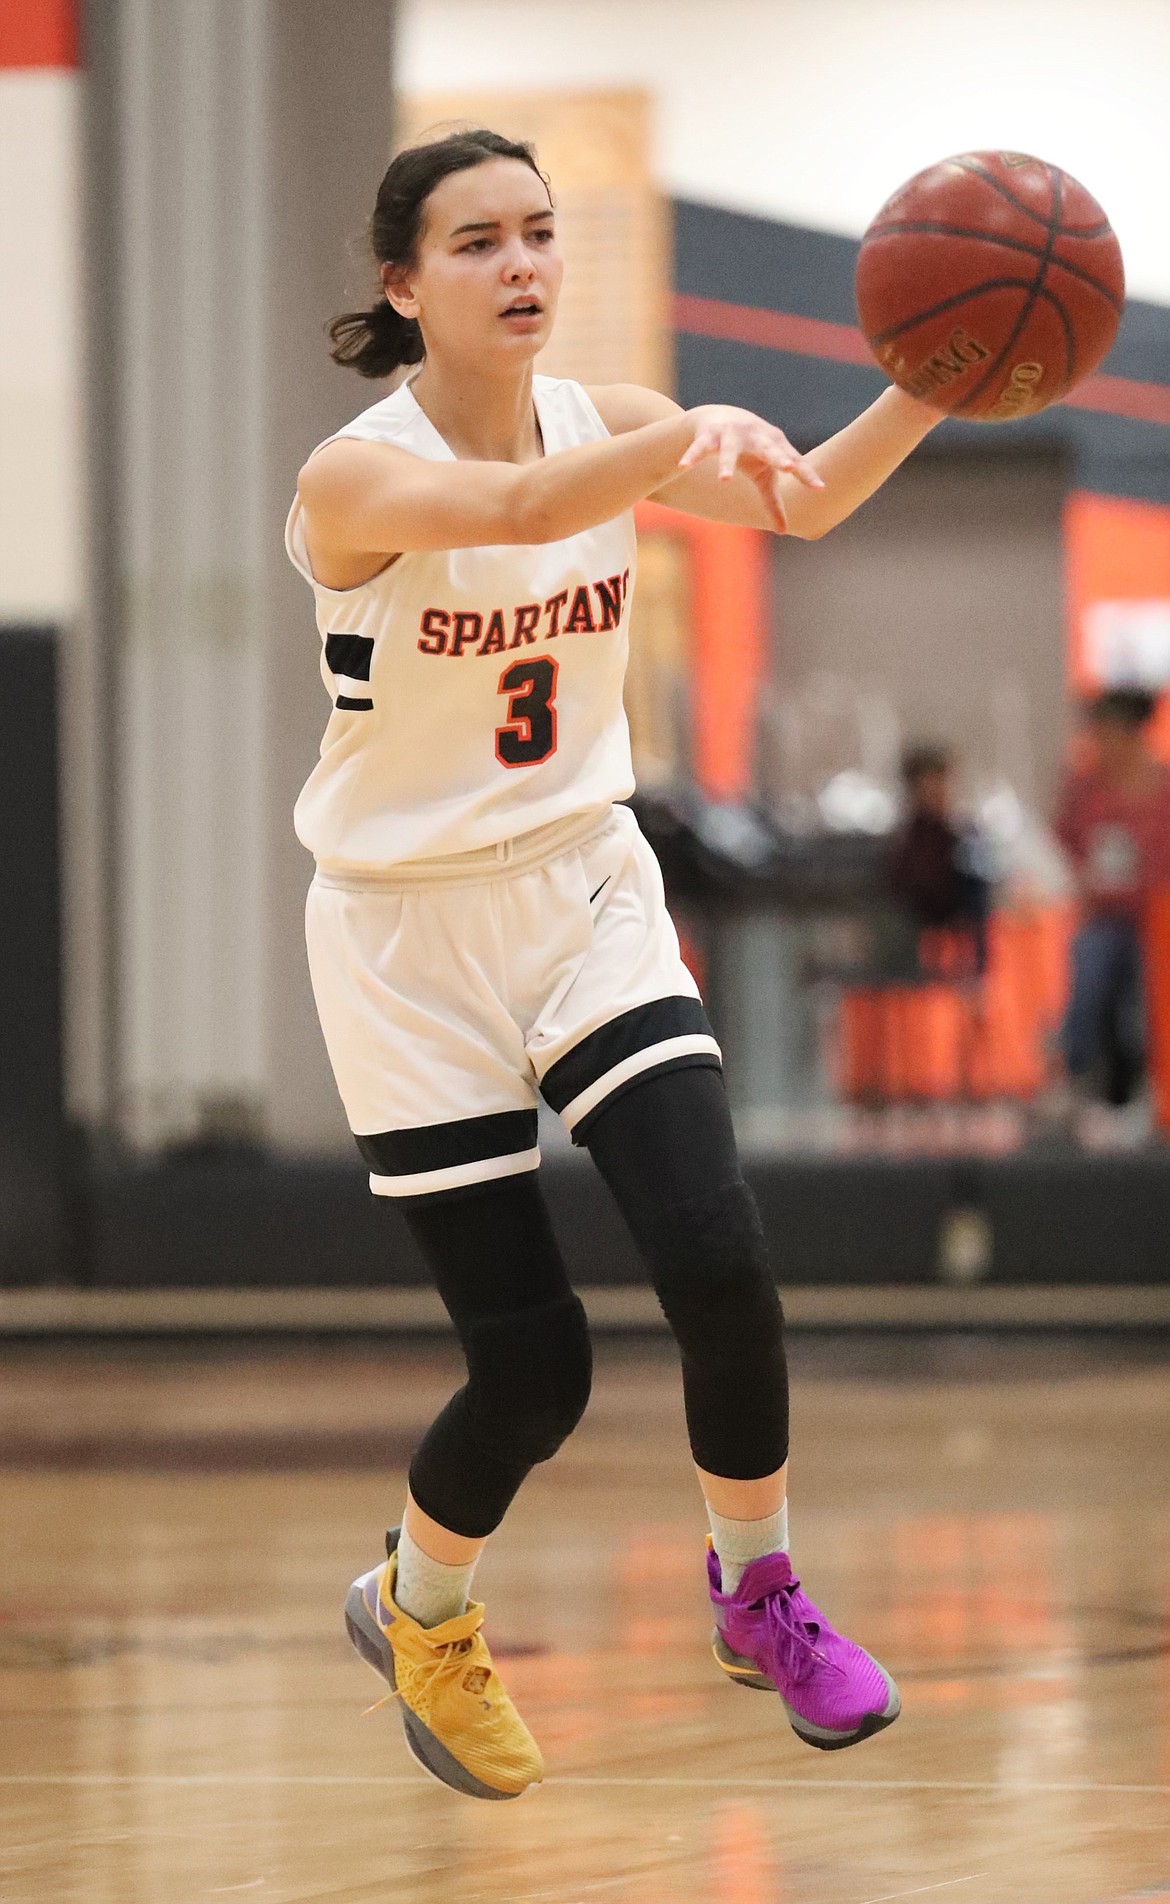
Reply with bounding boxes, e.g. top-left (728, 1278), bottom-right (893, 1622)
top-left (380, 260), bottom-right (419, 322)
